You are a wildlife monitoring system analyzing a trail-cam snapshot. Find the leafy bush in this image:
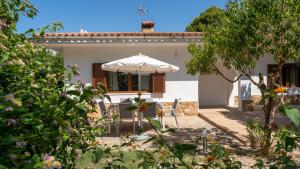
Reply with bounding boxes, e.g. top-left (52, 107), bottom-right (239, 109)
top-left (247, 118), bottom-right (300, 168)
top-left (0, 39), bottom-right (107, 168)
top-left (201, 143), bottom-right (241, 169)
top-left (0, 1), bottom-right (109, 168)
top-left (253, 106), bottom-right (300, 168)
top-left (246, 119), bottom-right (269, 153)
top-left (253, 126), bottom-right (300, 168)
